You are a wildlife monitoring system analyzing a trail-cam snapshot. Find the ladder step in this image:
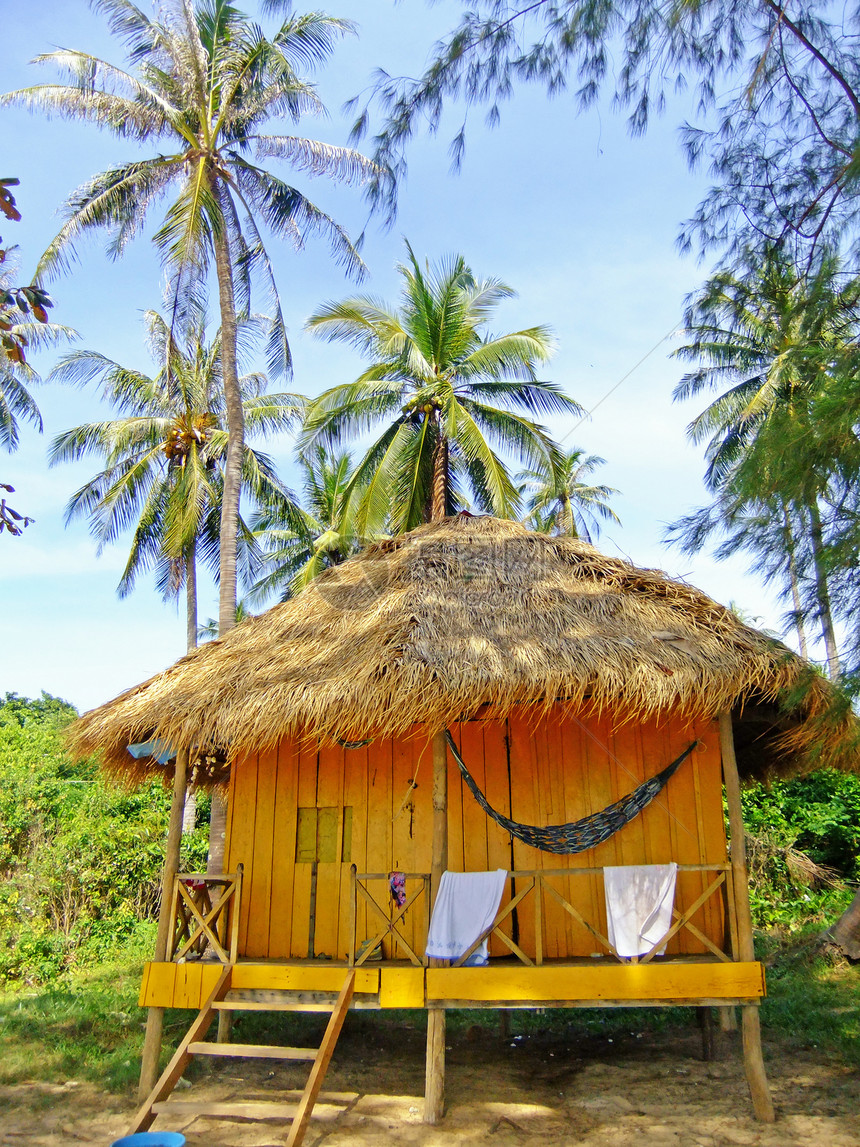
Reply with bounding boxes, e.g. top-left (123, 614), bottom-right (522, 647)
top-left (151, 1100), bottom-right (348, 1122)
top-left (225, 988), bottom-right (377, 1003)
top-left (188, 1041), bottom-right (318, 1060)
top-left (214, 1000), bottom-right (335, 1012)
